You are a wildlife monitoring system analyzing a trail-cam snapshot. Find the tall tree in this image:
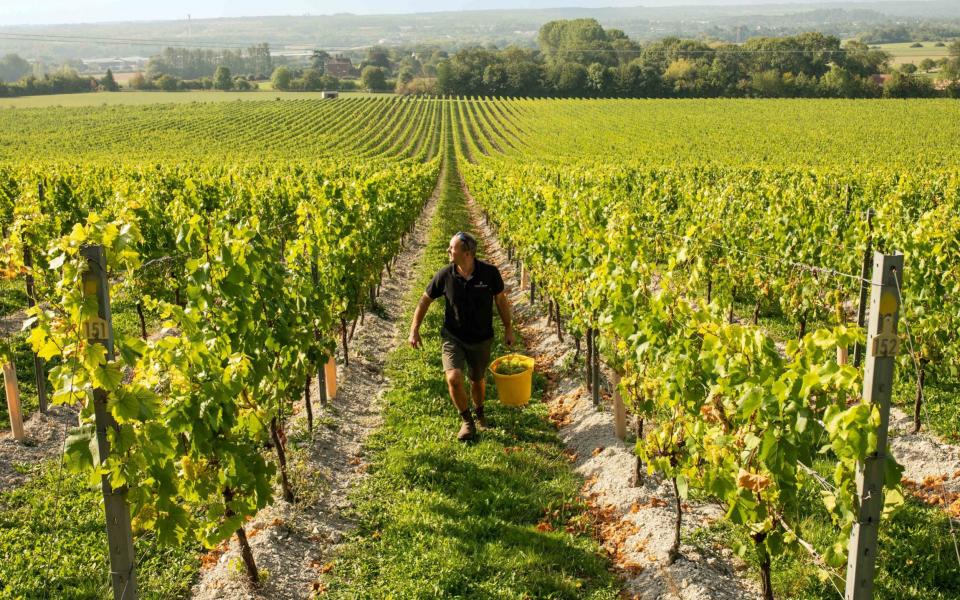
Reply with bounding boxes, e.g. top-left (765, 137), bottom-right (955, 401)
top-left (300, 69), bottom-right (324, 91)
top-left (365, 47), bottom-right (392, 71)
top-left (311, 50), bottom-right (331, 73)
top-left (743, 33), bottom-right (841, 78)
top-left (945, 41), bottom-right (960, 81)
top-left (271, 66), bottom-right (292, 91)
top-left (360, 66), bottom-right (387, 92)
top-left (586, 62), bottom-right (612, 96)
top-left (841, 40), bottom-right (890, 78)
top-left (502, 47), bottom-right (542, 95)
top-left (538, 19), bottom-right (616, 67)
top-left (214, 66), bottom-right (233, 91)
top-left (0, 54), bottom-right (31, 83)
top-left (247, 43), bottom-right (273, 77)
top-left (550, 61), bottom-right (588, 96)
top-left (100, 68), bottom-right (120, 92)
